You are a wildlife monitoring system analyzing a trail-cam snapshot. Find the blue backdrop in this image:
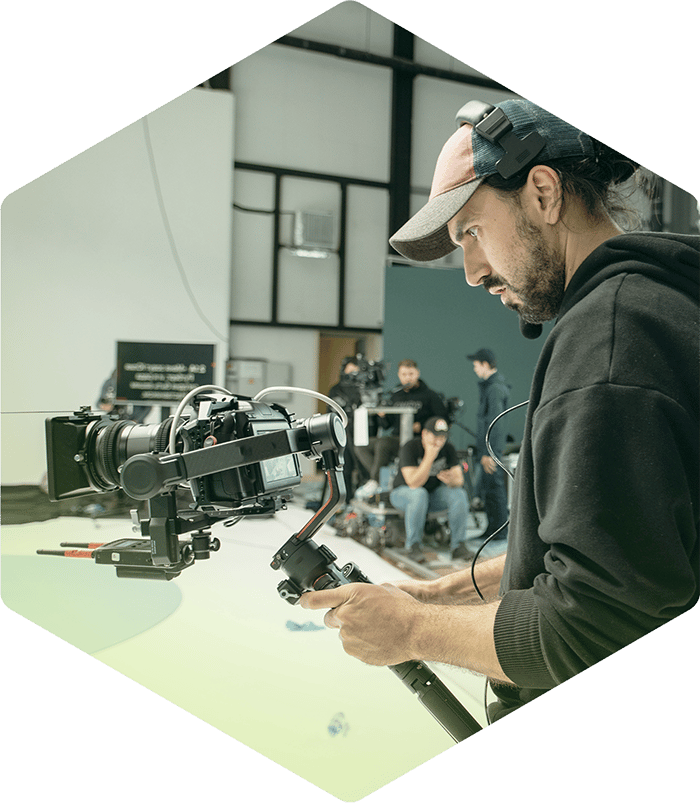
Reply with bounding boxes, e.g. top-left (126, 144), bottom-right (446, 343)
top-left (382, 262), bottom-right (552, 453)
